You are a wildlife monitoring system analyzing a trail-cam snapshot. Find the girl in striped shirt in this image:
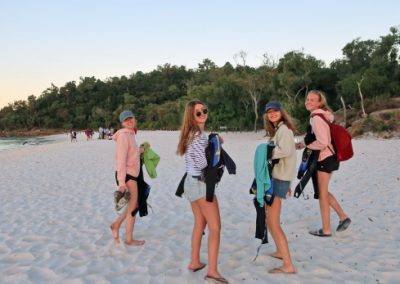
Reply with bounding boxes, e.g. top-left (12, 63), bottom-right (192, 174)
top-left (177, 100), bottom-right (228, 284)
